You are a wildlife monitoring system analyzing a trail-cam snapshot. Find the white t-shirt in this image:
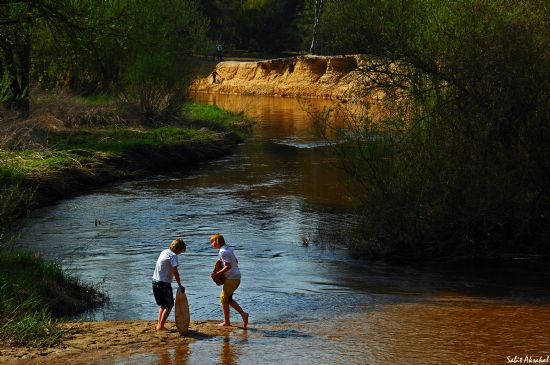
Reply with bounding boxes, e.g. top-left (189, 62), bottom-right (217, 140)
top-left (152, 249), bottom-right (179, 283)
top-left (219, 246), bottom-right (241, 280)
